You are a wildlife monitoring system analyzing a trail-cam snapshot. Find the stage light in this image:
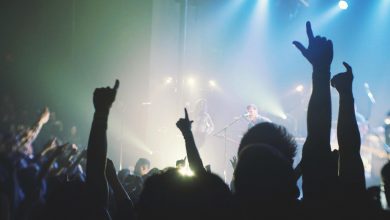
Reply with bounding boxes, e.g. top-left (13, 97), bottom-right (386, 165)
top-left (299, 0), bottom-right (309, 7)
top-left (385, 118), bottom-right (390, 125)
top-left (165, 77), bottom-right (173, 84)
top-left (187, 77), bottom-right (196, 86)
top-left (281, 114), bottom-right (288, 120)
top-left (295, 85), bottom-right (304, 92)
top-left (339, 1), bottom-right (348, 10)
top-left (208, 80), bottom-right (217, 87)
top-left (178, 165), bottom-right (194, 177)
